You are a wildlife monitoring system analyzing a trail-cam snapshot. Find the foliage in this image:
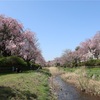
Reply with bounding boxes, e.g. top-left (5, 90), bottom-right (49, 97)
top-left (51, 32), bottom-right (100, 68)
top-left (0, 56), bottom-right (28, 72)
top-left (0, 15), bottom-right (45, 67)
top-left (85, 59), bottom-right (100, 66)
top-left (0, 56), bottom-right (46, 72)
top-left (30, 63), bottom-right (42, 70)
